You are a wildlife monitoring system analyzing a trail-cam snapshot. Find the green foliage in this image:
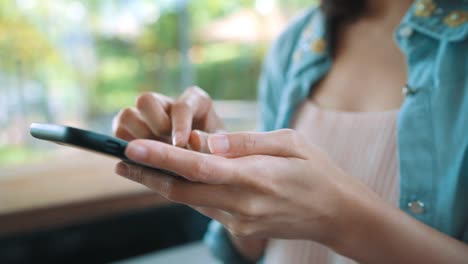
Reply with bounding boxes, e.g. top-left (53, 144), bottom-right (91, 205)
top-left (138, 12), bottom-right (180, 52)
top-left (195, 45), bottom-right (264, 100)
top-left (189, 0), bottom-right (246, 28)
top-left (89, 2), bottom-right (269, 113)
top-left (2, 0), bottom-right (312, 116)
top-left (0, 3), bottom-right (62, 73)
